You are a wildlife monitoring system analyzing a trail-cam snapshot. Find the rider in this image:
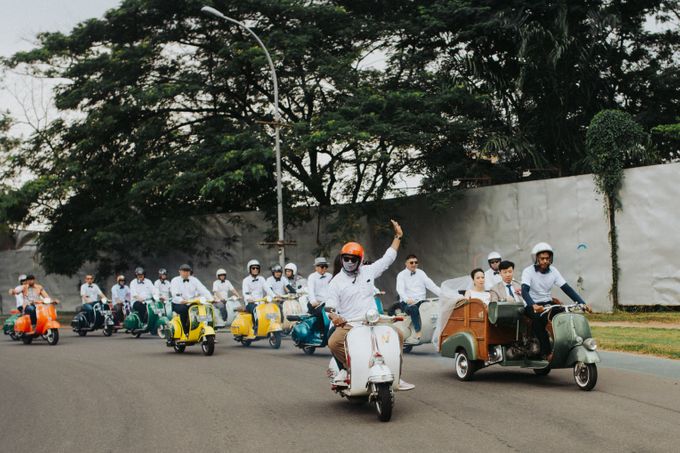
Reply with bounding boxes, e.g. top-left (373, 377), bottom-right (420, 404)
top-left (80, 274), bottom-right (107, 323)
top-left (284, 263), bottom-right (307, 293)
top-left (111, 275), bottom-right (131, 325)
top-left (484, 251), bottom-right (503, 290)
top-left (326, 220), bottom-right (414, 391)
top-left (266, 264), bottom-right (289, 297)
top-left (241, 260), bottom-right (275, 334)
top-left (395, 254), bottom-right (441, 340)
top-left (129, 267), bottom-right (158, 324)
top-left (170, 263), bottom-right (213, 334)
top-left (489, 260), bottom-right (523, 303)
top-left (8, 274), bottom-right (27, 313)
top-left (521, 242), bottom-right (590, 359)
top-left (213, 268), bottom-right (241, 320)
top-left (154, 268), bottom-right (172, 303)
top-left (22, 275), bottom-right (50, 327)
top-left (307, 257), bottom-right (331, 309)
